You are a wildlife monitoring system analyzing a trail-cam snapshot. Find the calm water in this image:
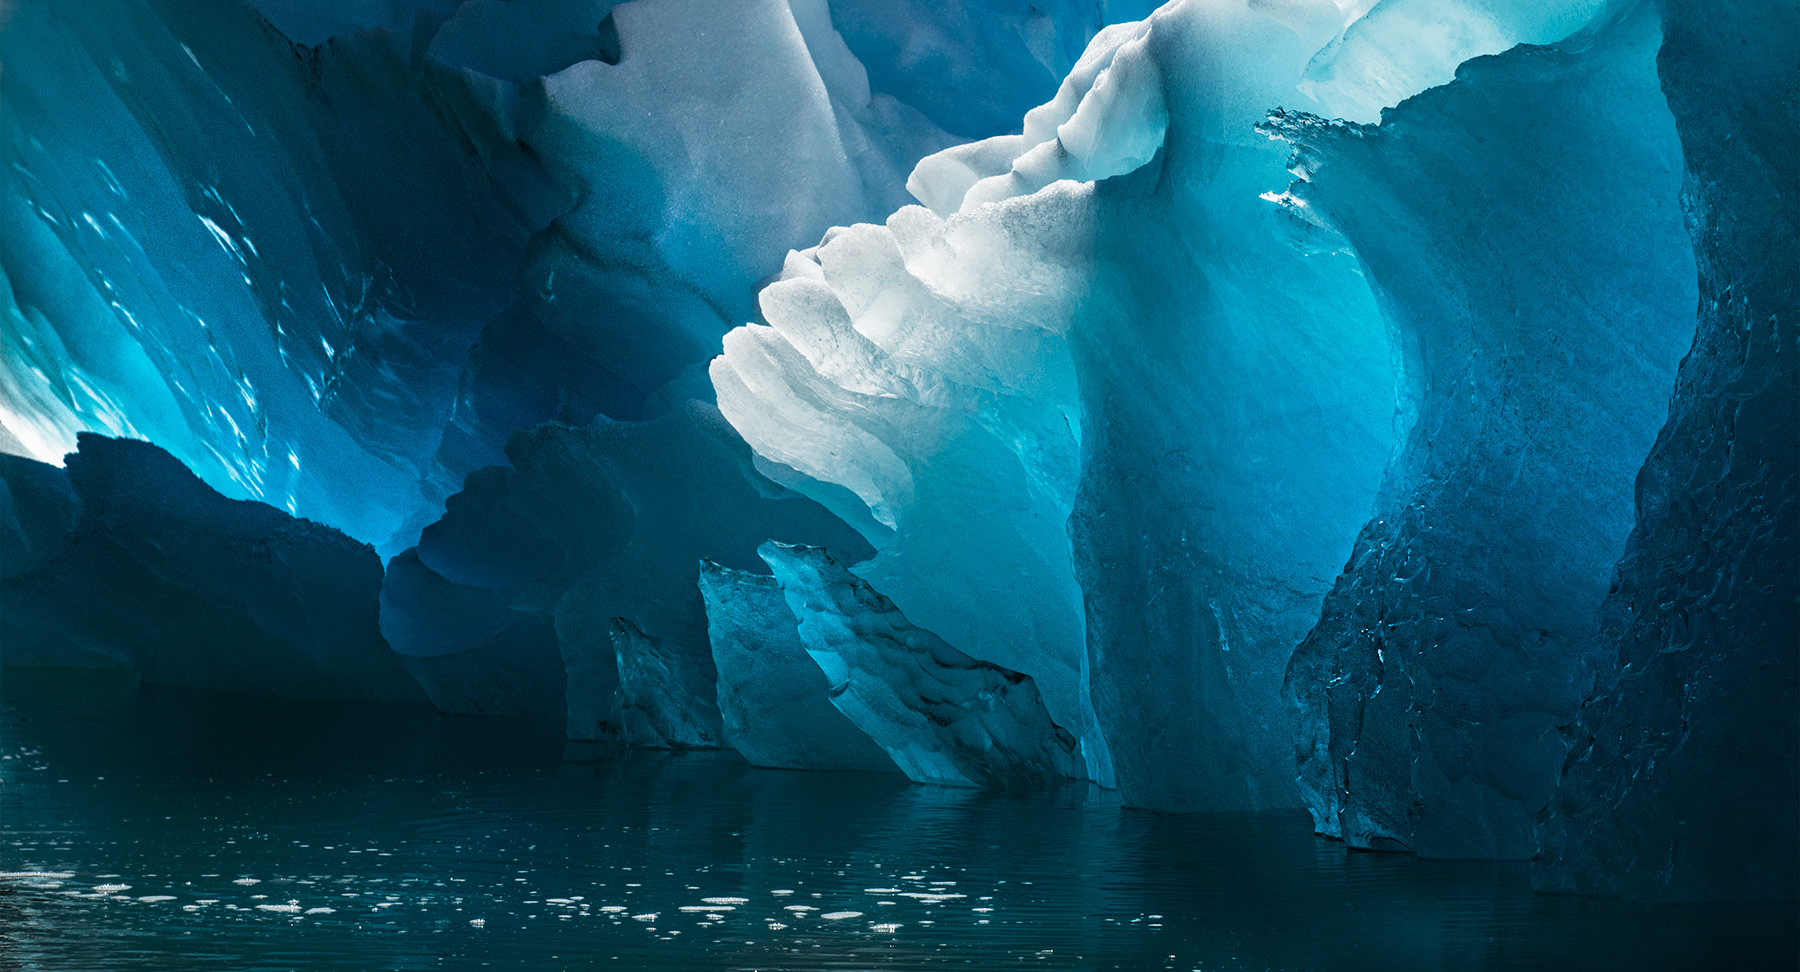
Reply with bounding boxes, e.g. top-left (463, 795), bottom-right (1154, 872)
top-left (0, 670), bottom-right (1792, 972)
